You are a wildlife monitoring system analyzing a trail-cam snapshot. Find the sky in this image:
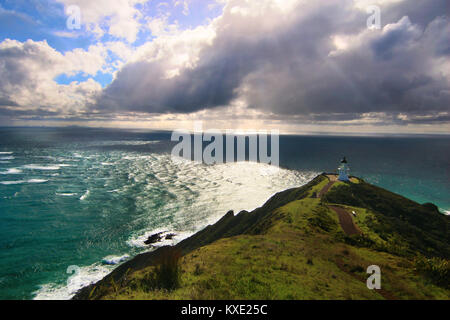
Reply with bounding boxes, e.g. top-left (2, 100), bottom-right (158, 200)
top-left (0, 0), bottom-right (449, 134)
